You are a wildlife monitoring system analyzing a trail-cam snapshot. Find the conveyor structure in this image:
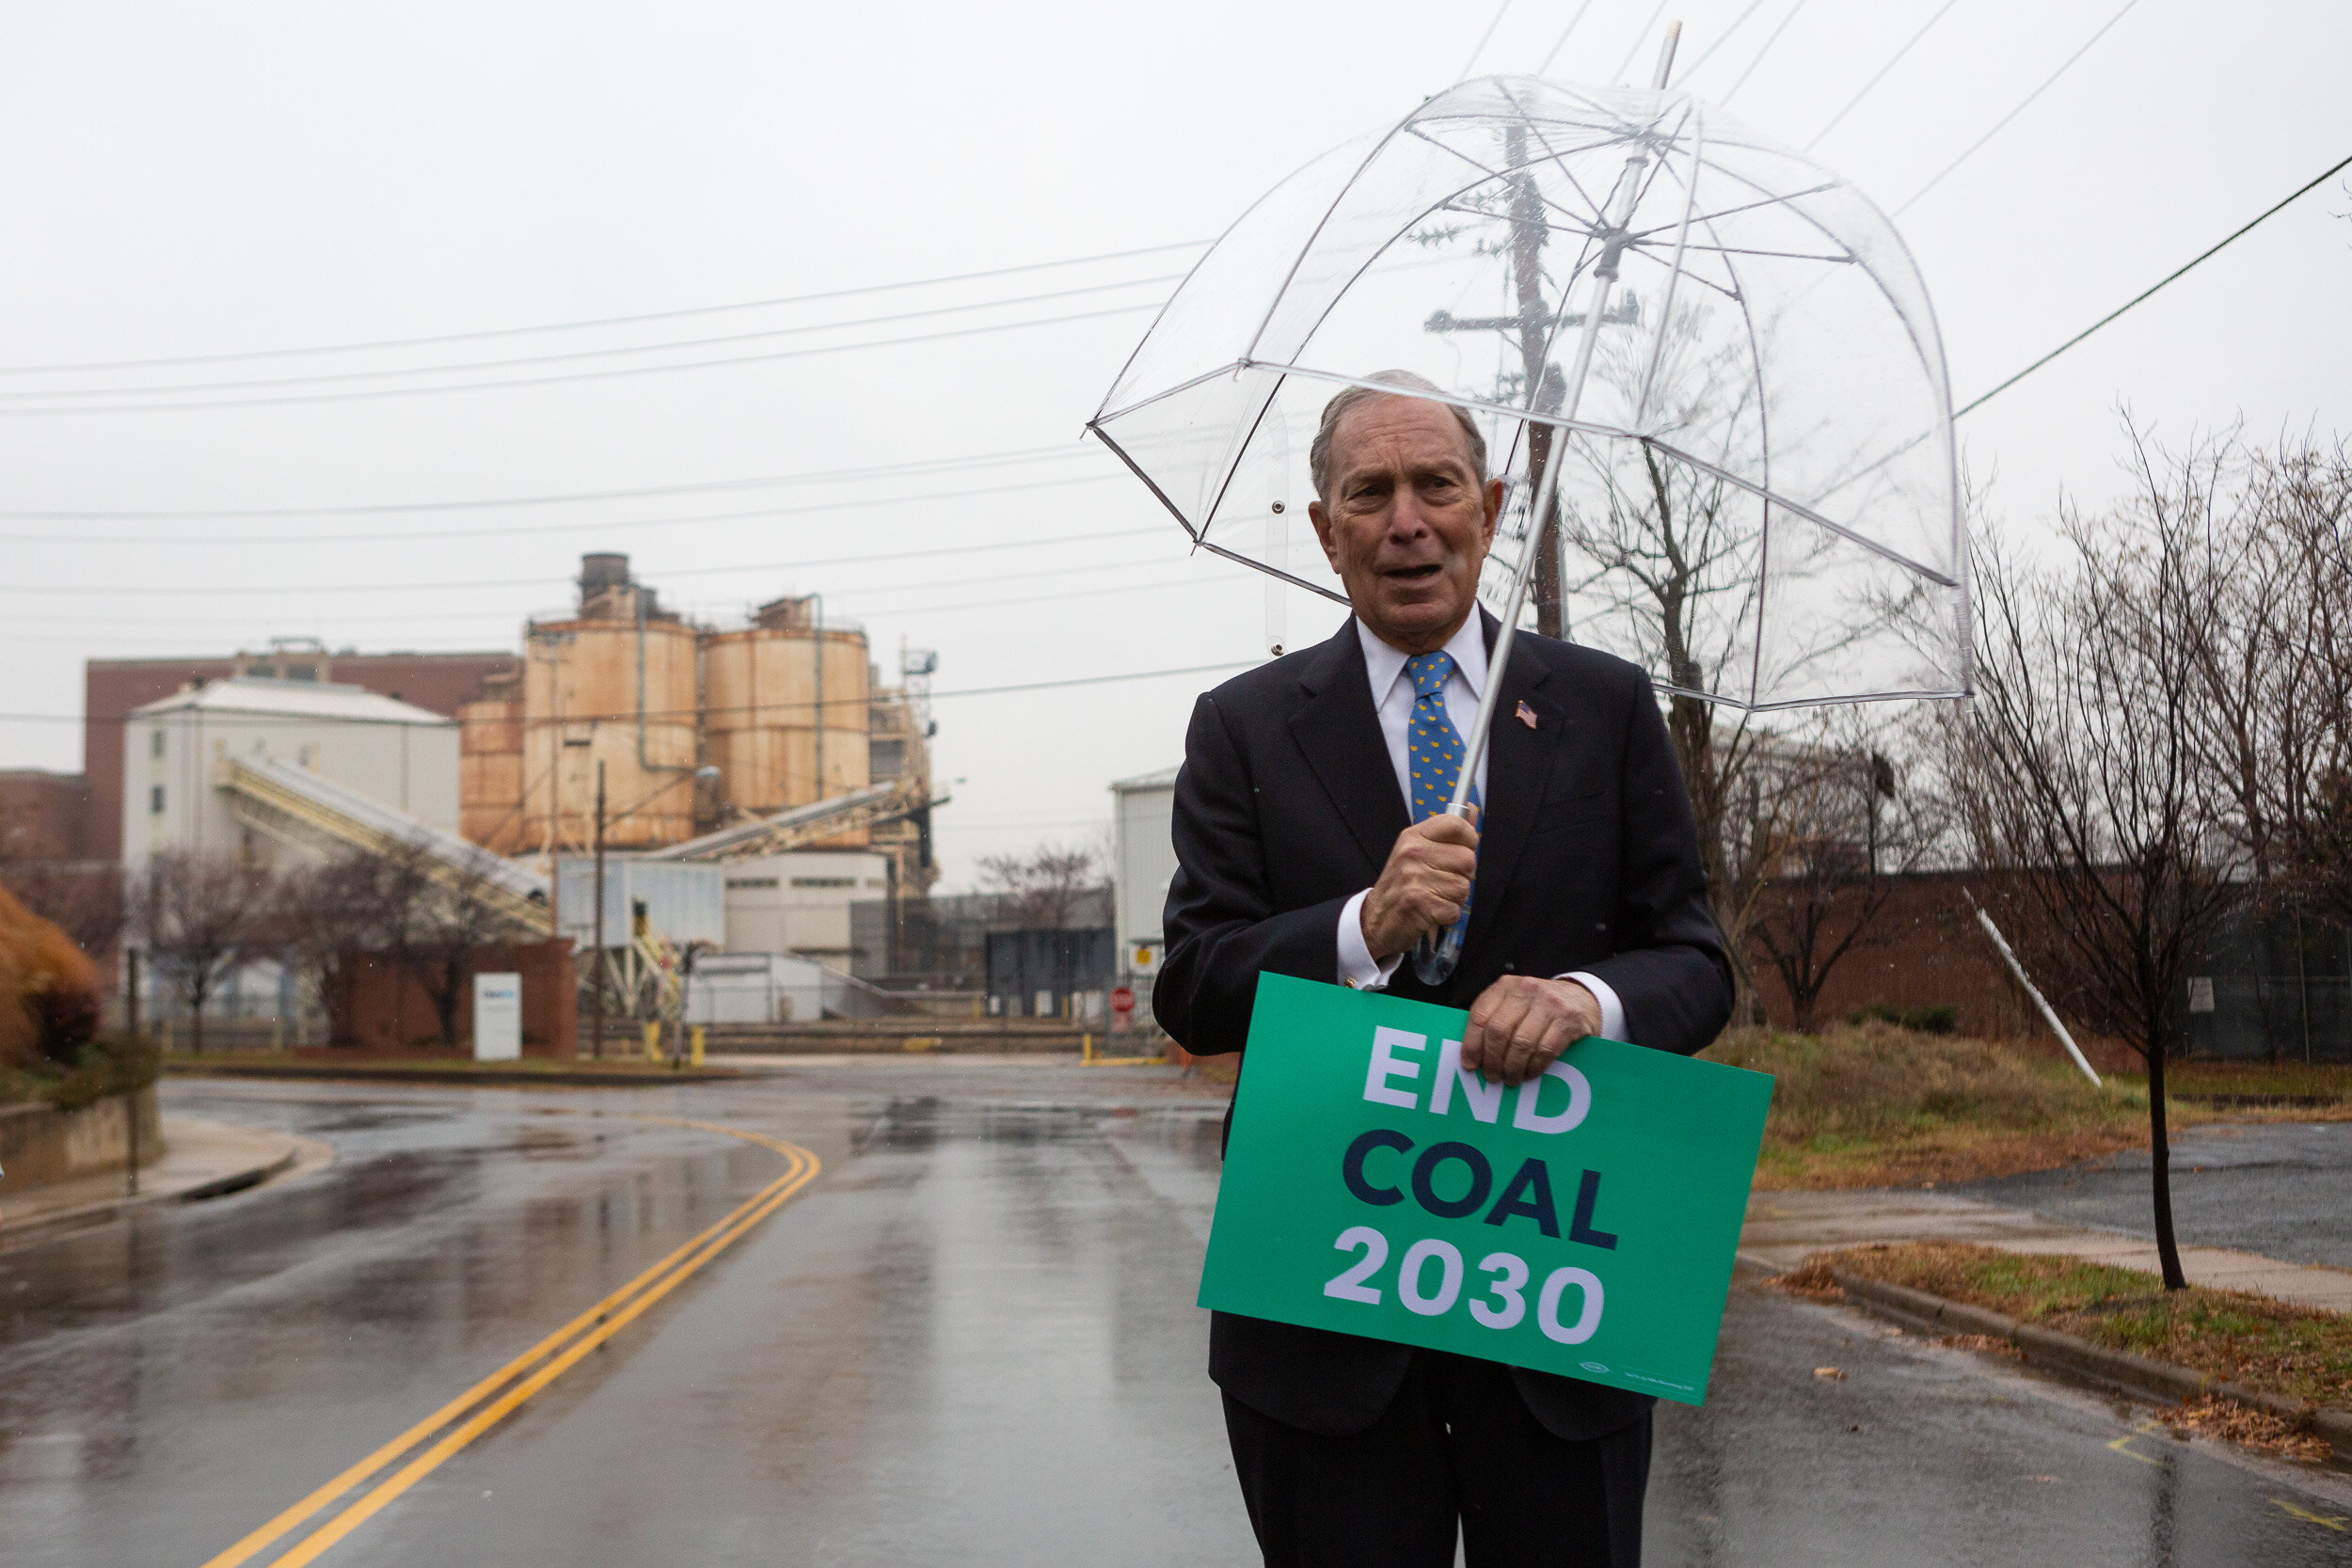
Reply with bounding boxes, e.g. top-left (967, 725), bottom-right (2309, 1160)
top-left (643, 779), bottom-right (936, 865)
top-left (215, 752), bottom-right (552, 936)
